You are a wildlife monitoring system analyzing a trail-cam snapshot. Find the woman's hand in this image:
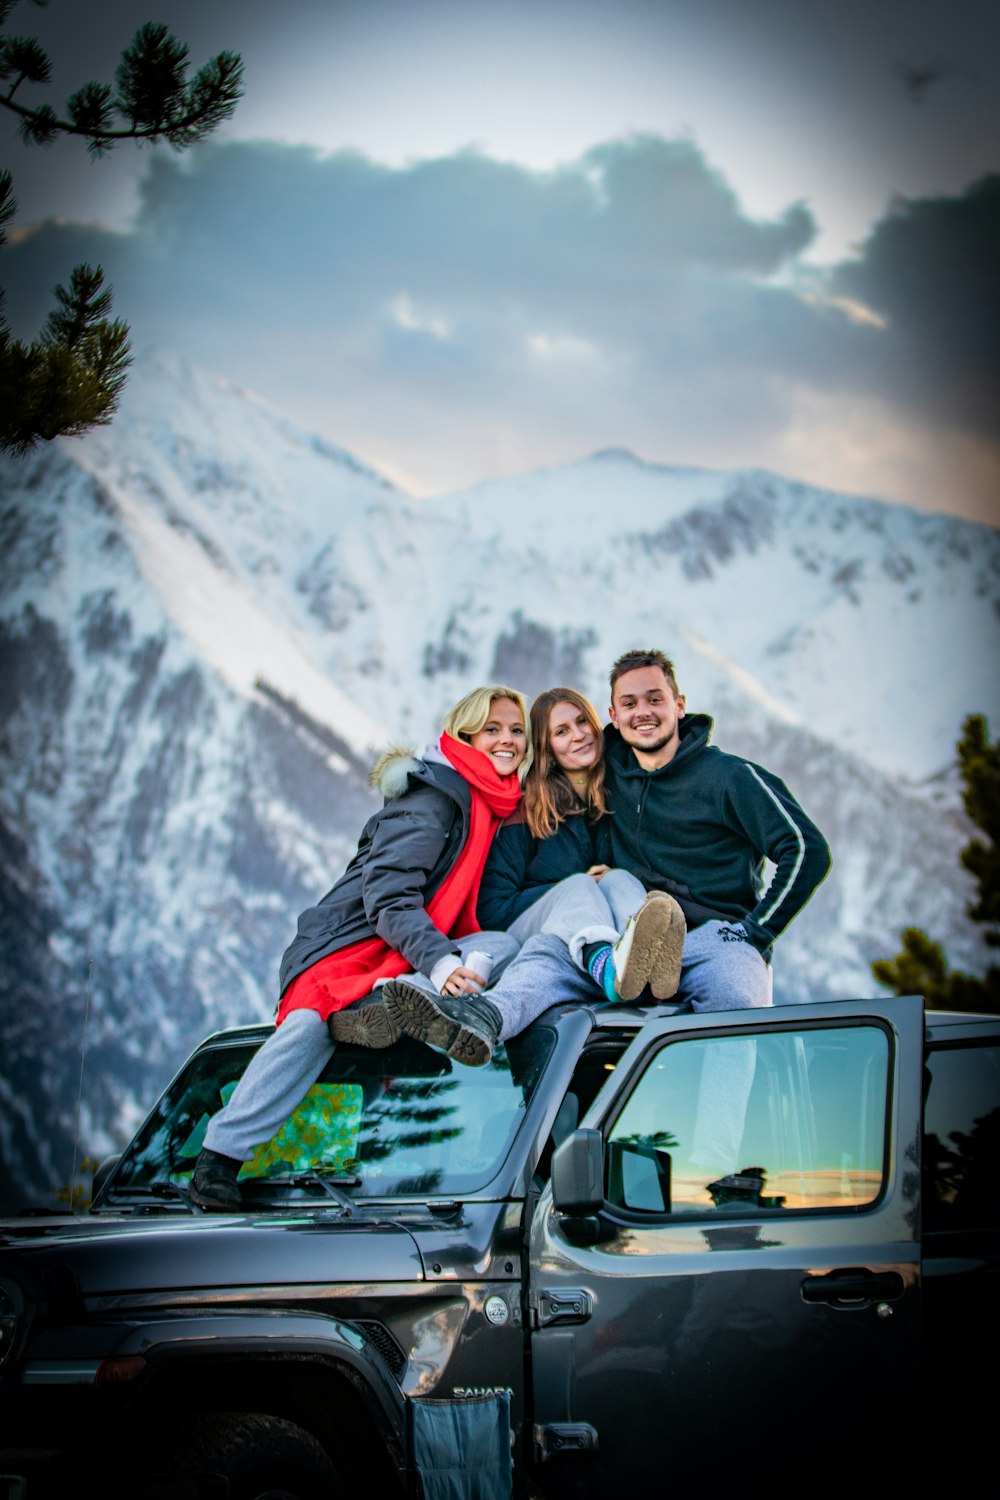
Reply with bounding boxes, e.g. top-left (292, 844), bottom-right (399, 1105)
top-left (586, 864), bottom-right (612, 881)
top-left (441, 964), bottom-right (490, 996)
